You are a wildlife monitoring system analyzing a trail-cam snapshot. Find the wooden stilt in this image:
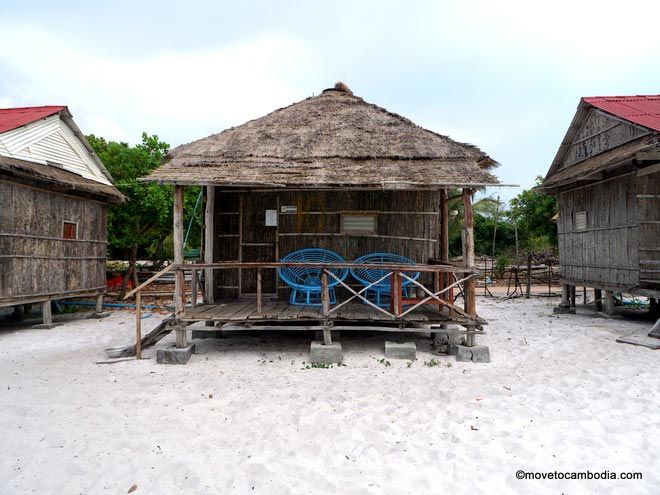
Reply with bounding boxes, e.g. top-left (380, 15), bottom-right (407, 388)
top-left (42, 300), bottom-right (52, 326)
top-left (95, 294), bottom-right (103, 313)
top-left (173, 185), bottom-right (187, 348)
top-left (561, 284), bottom-right (570, 307)
top-left (602, 290), bottom-right (615, 315)
top-left (594, 288), bottom-right (603, 312)
top-left (462, 189), bottom-right (476, 318)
